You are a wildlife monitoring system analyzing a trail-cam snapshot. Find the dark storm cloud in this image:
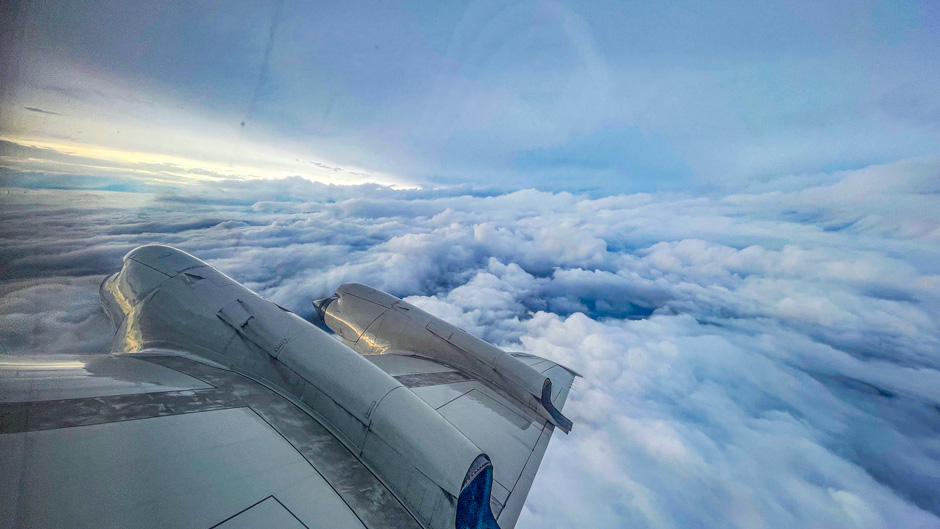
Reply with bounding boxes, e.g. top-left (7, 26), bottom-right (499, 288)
top-left (1, 157), bottom-right (939, 528)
